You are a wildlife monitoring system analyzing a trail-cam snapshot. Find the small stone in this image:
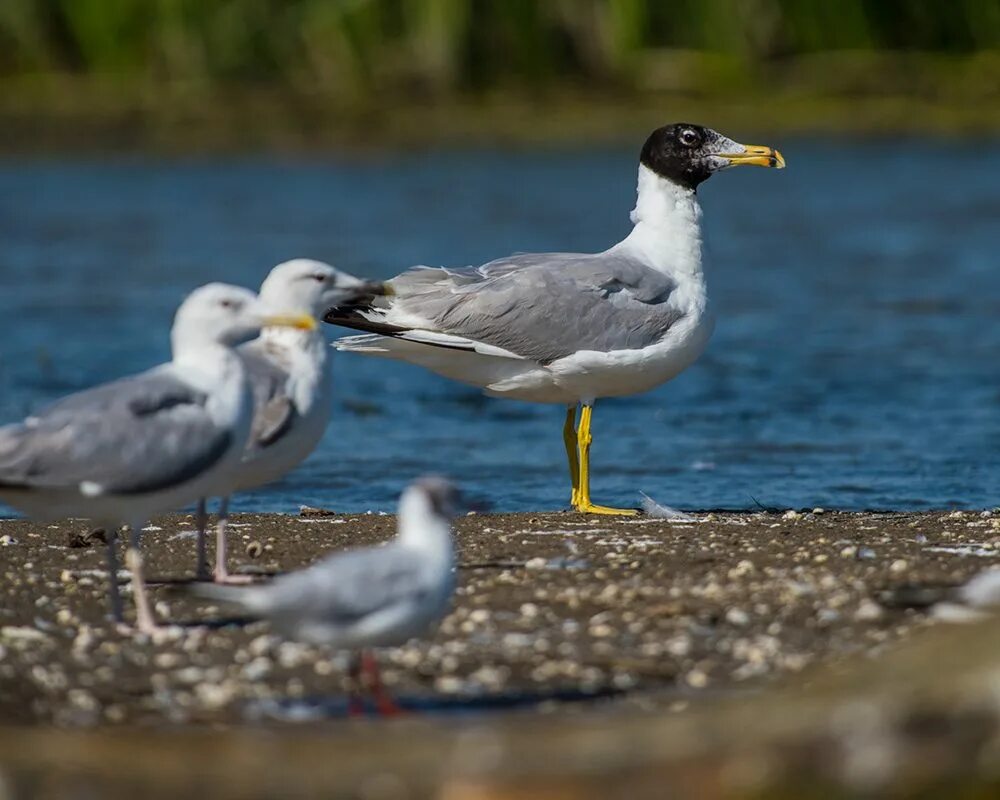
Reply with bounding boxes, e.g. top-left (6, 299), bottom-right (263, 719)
top-left (154, 653), bottom-right (182, 670)
top-left (686, 669), bottom-right (709, 688)
top-left (782, 510), bottom-right (802, 521)
top-left (435, 675), bottom-right (465, 694)
top-left (839, 546), bottom-right (857, 558)
top-left (0, 534), bottom-right (17, 546)
top-left (855, 599), bottom-right (884, 621)
top-left (195, 681), bottom-right (236, 710)
top-left (242, 657), bottom-right (271, 681)
top-left (174, 666), bottom-right (205, 685)
top-left (725, 607), bottom-right (750, 627)
top-left (857, 547), bottom-right (876, 560)
top-left (519, 603), bottom-right (539, 618)
top-left (812, 508), bottom-right (826, 515)
top-left (889, 559), bottom-right (909, 574)
top-left (525, 557), bottom-right (547, 570)
top-left (248, 635), bottom-right (274, 657)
